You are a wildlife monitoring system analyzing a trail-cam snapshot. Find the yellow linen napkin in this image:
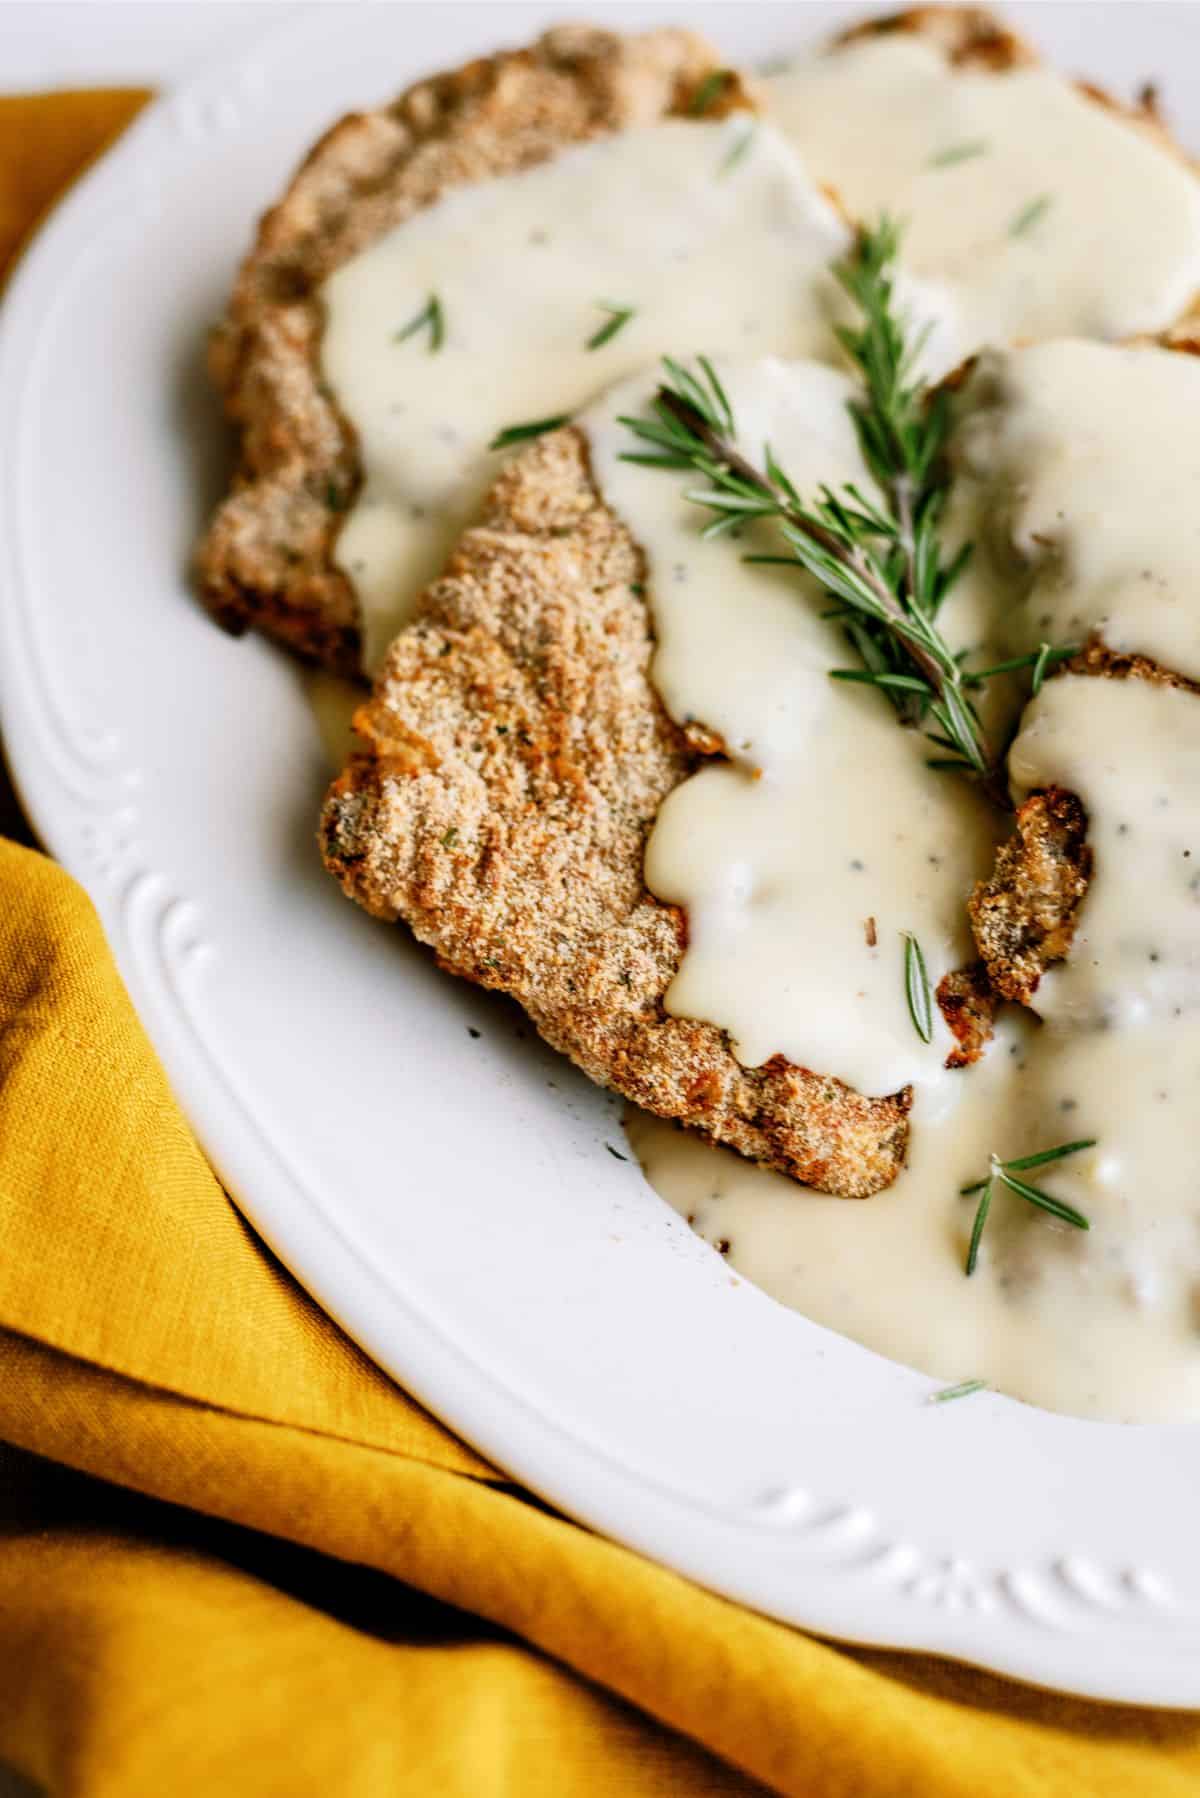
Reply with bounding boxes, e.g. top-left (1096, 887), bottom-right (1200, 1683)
top-left (3, 90), bottom-right (1200, 1798)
